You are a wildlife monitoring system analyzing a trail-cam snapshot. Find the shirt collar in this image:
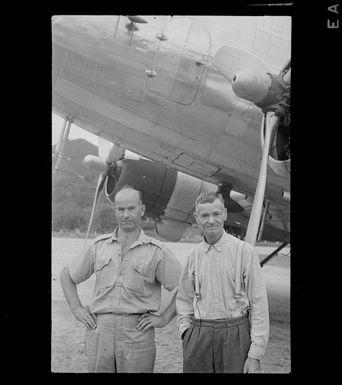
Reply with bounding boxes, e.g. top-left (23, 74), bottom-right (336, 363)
top-left (109, 226), bottom-right (150, 248)
top-left (202, 230), bottom-right (229, 252)
top-left (109, 226), bottom-right (120, 242)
